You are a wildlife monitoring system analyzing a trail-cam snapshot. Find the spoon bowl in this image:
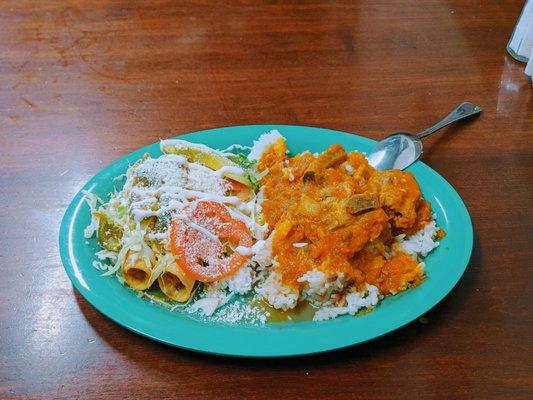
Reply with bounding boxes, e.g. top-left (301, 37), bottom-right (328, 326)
top-left (367, 133), bottom-right (423, 171)
top-left (368, 102), bottom-right (482, 170)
